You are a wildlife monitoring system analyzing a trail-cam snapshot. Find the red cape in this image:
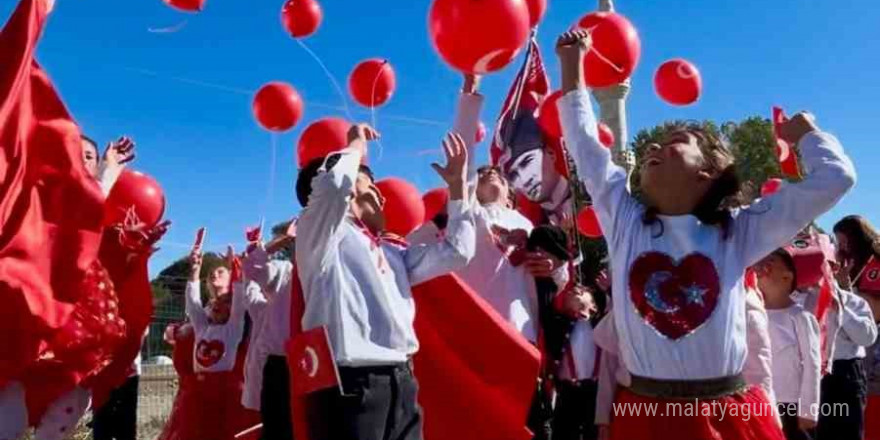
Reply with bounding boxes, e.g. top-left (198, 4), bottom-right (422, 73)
top-left (288, 268), bottom-right (539, 440)
top-left (0, 0), bottom-right (105, 386)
